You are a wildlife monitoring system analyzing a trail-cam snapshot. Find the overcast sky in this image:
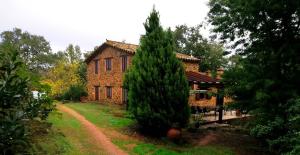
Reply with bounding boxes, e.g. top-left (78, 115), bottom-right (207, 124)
top-left (0, 0), bottom-right (210, 52)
